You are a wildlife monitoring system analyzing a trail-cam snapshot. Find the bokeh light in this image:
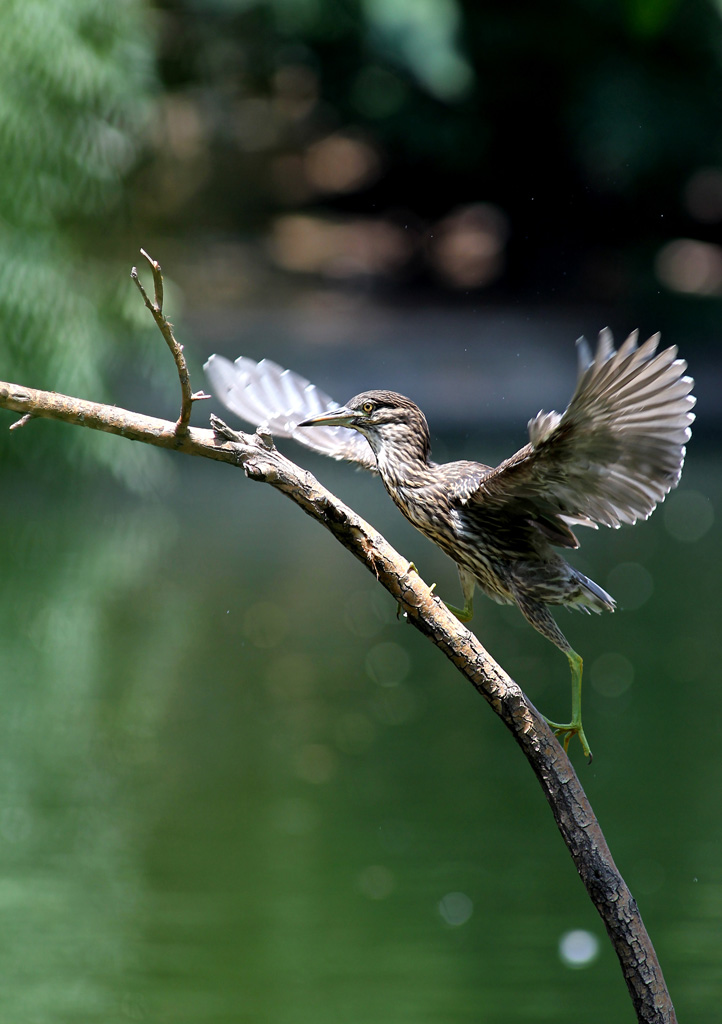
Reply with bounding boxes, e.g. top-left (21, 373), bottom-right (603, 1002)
top-left (605, 562), bottom-right (654, 610)
top-left (365, 641), bottom-right (411, 687)
top-left (559, 930), bottom-right (600, 968)
top-left (357, 864), bottom-right (396, 900)
top-left (438, 891), bottom-right (473, 927)
top-left (270, 214), bottom-right (413, 279)
top-left (655, 239), bottom-right (722, 296)
top-left (663, 489), bottom-right (715, 543)
top-left (304, 133), bottom-right (381, 195)
top-left (428, 203), bottom-right (509, 289)
top-left (590, 652), bottom-right (635, 698)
